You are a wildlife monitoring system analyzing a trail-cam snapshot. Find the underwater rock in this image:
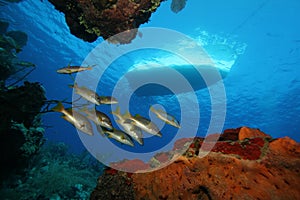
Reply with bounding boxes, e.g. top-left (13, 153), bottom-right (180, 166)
top-left (219, 127), bottom-right (241, 141)
top-left (0, 143), bottom-right (104, 199)
top-left (0, 19), bottom-right (47, 193)
top-left (132, 137), bottom-right (300, 199)
top-left (238, 126), bottom-right (271, 141)
top-left (0, 20), bottom-right (9, 34)
top-left (49, 0), bottom-right (164, 43)
top-left (0, 81), bottom-right (46, 181)
top-left (91, 127), bottom-right (300, 199)
top-left (0, 81), bottom-right (46, 127)
top-left (110, 159), bottom-right (150, 172)
top-left (91, 169), bottom-right (134, 200)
